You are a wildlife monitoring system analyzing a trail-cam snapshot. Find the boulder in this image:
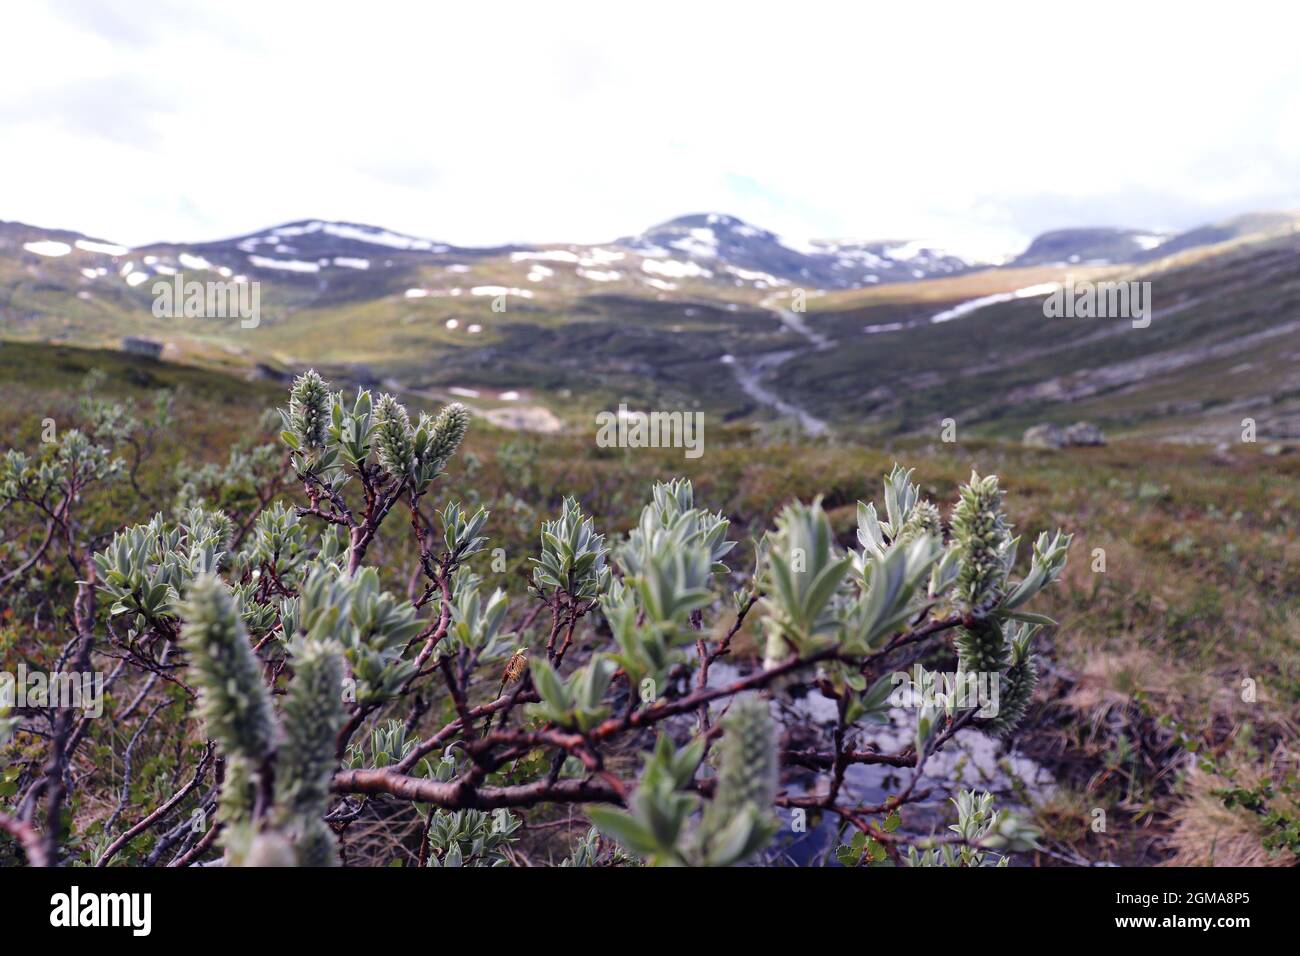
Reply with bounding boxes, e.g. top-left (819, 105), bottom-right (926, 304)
top-left (1064, 421), bottom-right (1106, 446)
top-left (121, 336), bottom-right (164, 358)
top-left (1023, 423), bottom-right (1066, 449)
